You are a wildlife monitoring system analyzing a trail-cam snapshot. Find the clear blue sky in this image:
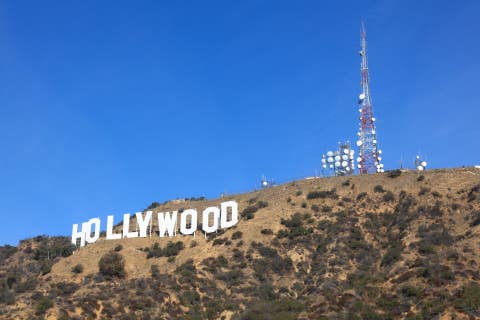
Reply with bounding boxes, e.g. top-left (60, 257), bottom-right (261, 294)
top-left (1, 1), bottom-right (479, 245)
